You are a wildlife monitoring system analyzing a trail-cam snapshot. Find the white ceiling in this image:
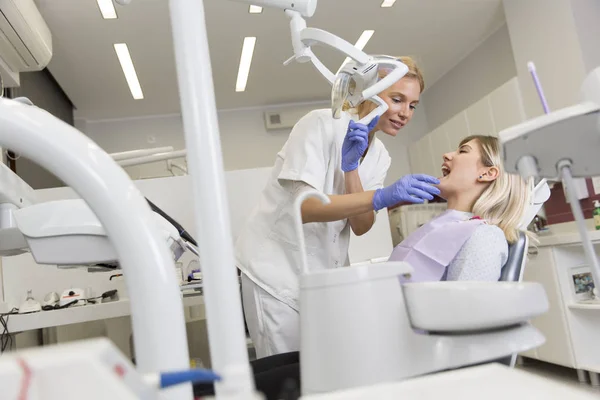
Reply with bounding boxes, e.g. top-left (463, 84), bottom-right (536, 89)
top-left (34, 0), bottom-right (505, 121)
